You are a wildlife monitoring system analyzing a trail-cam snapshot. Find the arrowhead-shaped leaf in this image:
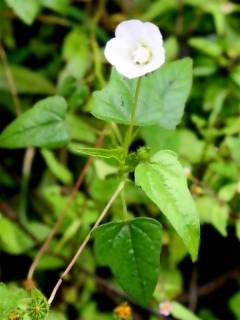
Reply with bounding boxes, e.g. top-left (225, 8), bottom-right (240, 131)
top-left (135, 150), bottom-right (200, 261)
top-left (92, 58), bottom-right (192, 129)
top-left (0, 96), bottom-right (70, 149)
top-left (93, 218), bottom-right (162, 306)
